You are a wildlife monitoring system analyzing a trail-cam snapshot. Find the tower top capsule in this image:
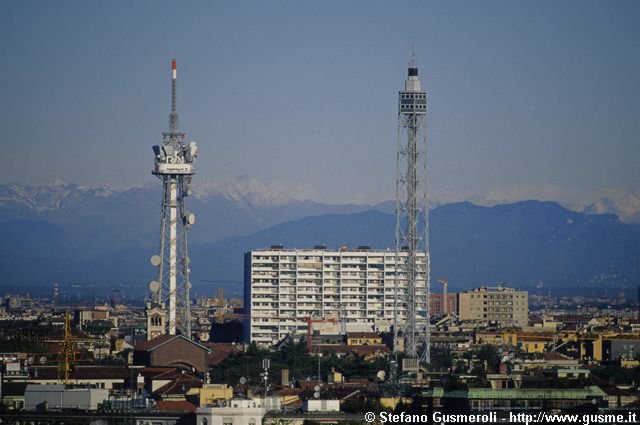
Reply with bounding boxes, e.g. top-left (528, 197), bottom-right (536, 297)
top-left (405, 48), bottom-right (422, 92)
